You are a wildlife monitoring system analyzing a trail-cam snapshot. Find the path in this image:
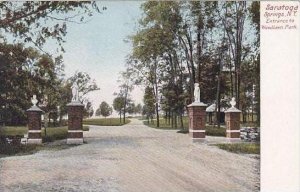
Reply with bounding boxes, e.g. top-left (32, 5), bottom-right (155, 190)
top-left (0, 118), bottom-right (259, 192)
